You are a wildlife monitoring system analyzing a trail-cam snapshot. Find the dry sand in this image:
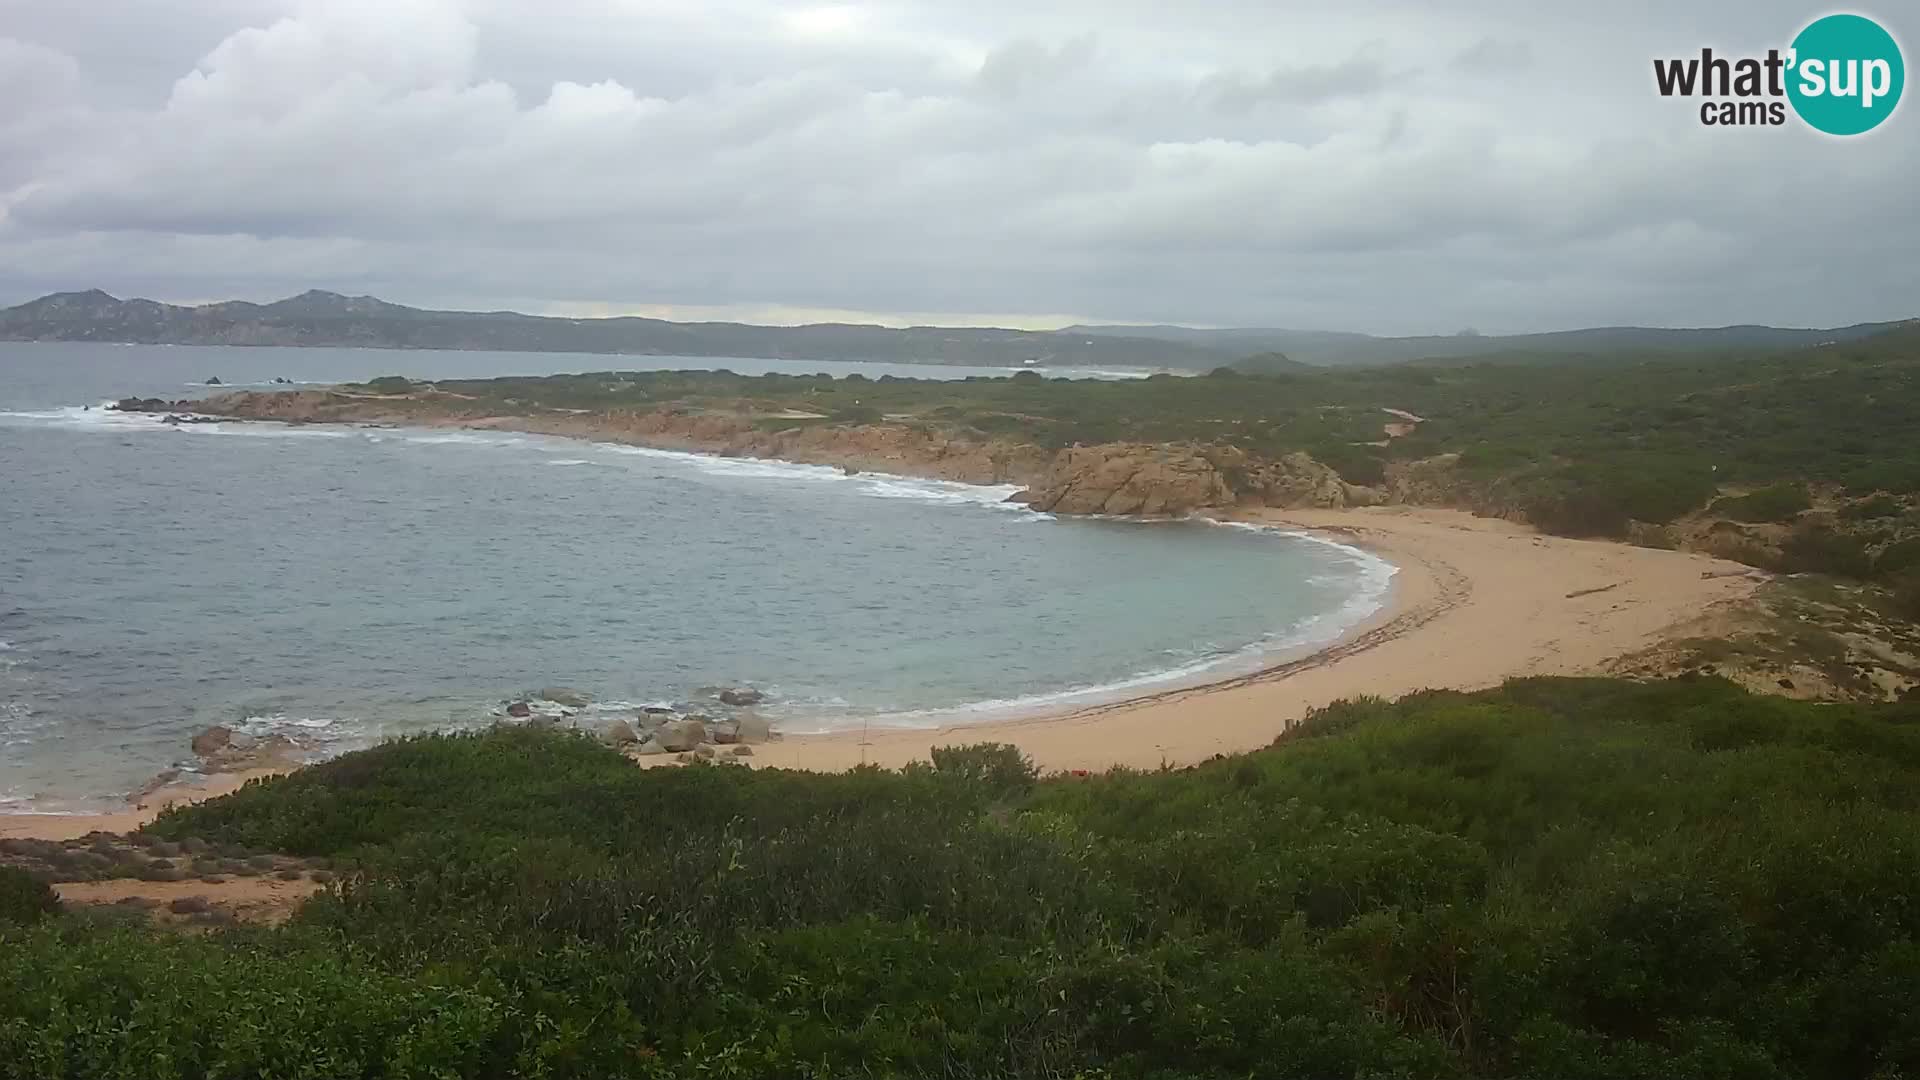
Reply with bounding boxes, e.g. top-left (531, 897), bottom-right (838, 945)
top-left (742, 506), bottom-right (1766, 773)
top-left (0, 771), bottom-right (277, 843)
top-left (55, 875), bottom-right (324, 926)
top-left (2, 507), bottom-right (1764, 840)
